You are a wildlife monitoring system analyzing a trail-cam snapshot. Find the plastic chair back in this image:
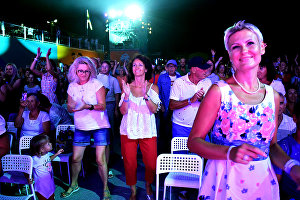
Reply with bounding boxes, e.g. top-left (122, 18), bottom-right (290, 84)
top-left (156, 153), bottom-right (203, 200)
top-left (0, 154), bottom-right (36, 200)
top-left (171, 137), bottom-right (189, 154)
top-left (19, 136), bottom-right (33, 155)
